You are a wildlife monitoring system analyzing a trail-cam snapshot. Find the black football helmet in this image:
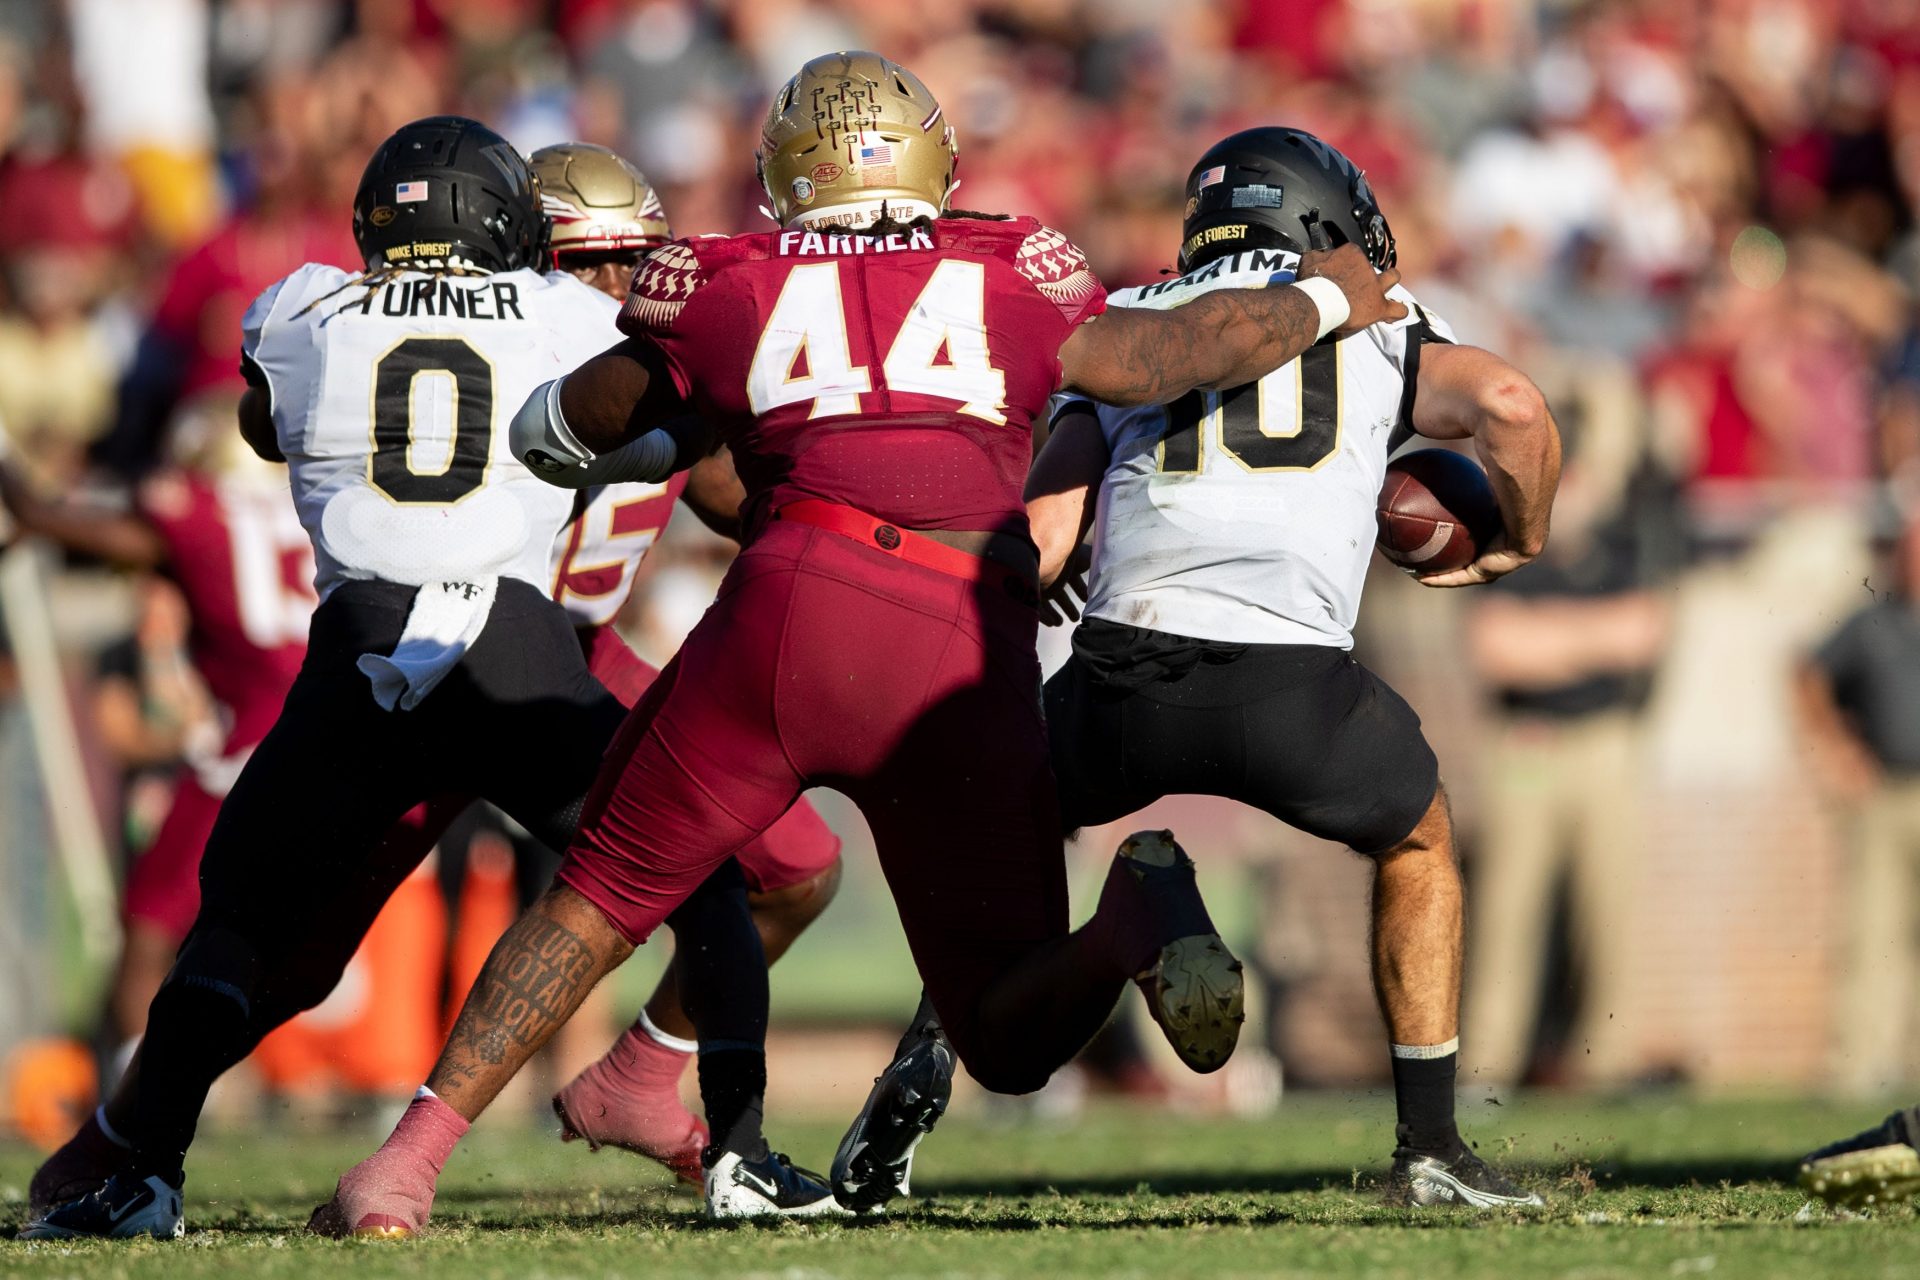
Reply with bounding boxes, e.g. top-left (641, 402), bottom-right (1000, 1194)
top-left (1177, 126), bottom-right (1395, 274)
top-left (351, 116), bottom-right (546, 273)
